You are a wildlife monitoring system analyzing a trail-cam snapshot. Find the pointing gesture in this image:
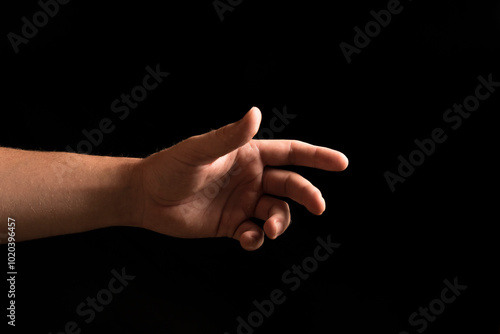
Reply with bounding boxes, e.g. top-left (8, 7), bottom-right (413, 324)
top-left (139, 107), bottom-right (348, 250)
top-left (0, 107), bottom-right (347, 249)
